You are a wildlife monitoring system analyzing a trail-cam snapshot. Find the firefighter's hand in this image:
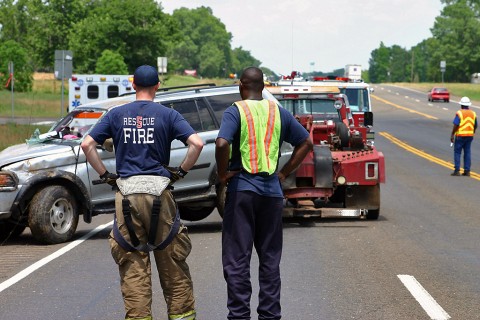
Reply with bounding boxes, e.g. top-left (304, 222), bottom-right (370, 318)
top-left (166, 166), bottom-right (188, 184)
top-left (100, 170), bottom-right (118, 186)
